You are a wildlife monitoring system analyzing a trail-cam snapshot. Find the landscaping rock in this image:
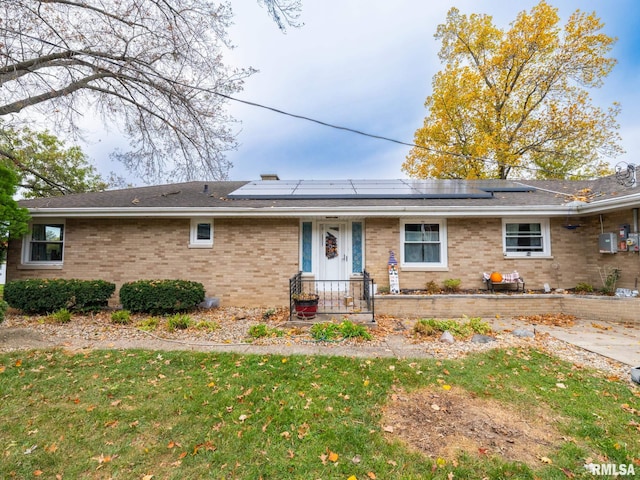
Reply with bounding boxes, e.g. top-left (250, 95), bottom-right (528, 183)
top-left (199, 297), bottom-right (220, 309)
top-left (440, 330), bottom-right (455, 344)
top-left (471, 334), bottom-right (495, 344)
top-left (512, 328), bottom-right (535, 338)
